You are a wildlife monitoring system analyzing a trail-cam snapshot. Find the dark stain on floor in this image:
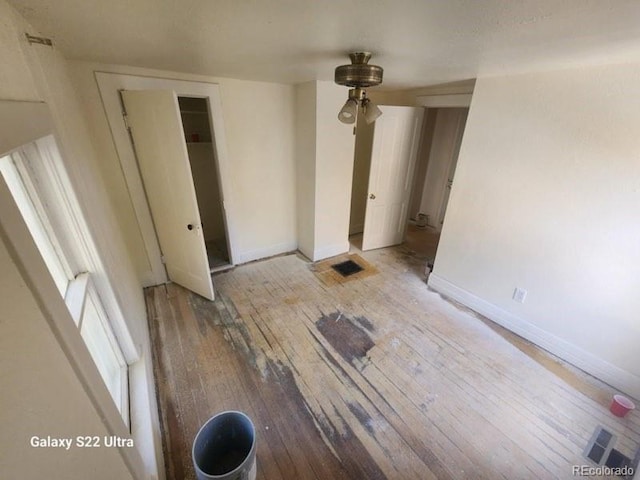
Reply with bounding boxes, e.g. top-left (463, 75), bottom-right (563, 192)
top-left (269, 358), bottom-right (387, 480)
top-left (316, 311), bottom-right (376, 364)
top-left (347, 401), bottom-right (376, 437)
